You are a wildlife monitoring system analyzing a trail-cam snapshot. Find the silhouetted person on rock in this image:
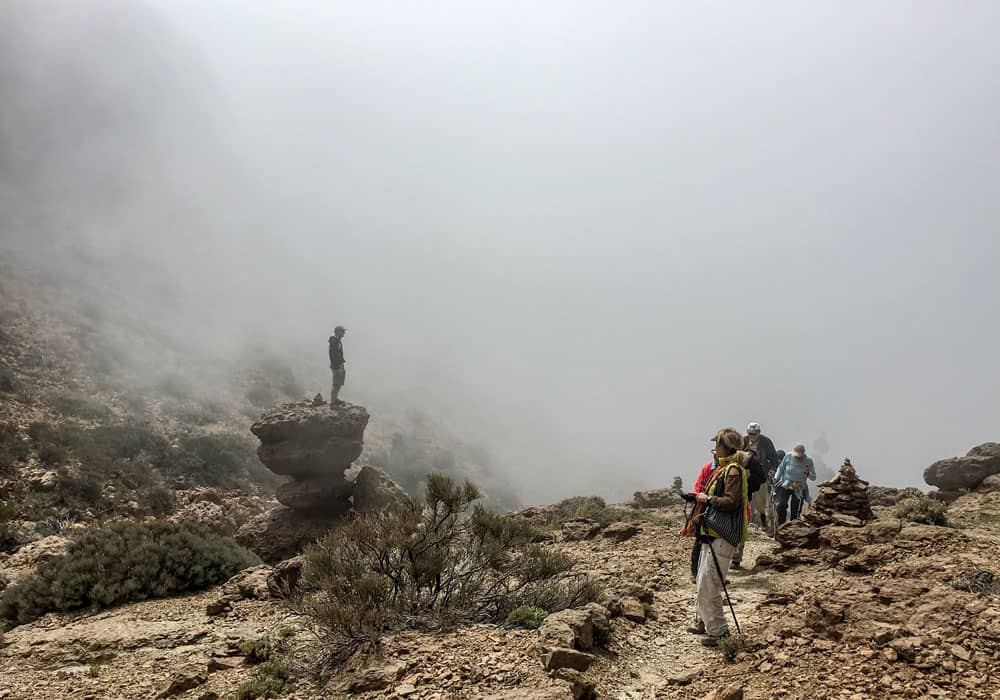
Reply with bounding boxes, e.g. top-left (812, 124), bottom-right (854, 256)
top-left (329, 326), bottom-right (346, 404)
